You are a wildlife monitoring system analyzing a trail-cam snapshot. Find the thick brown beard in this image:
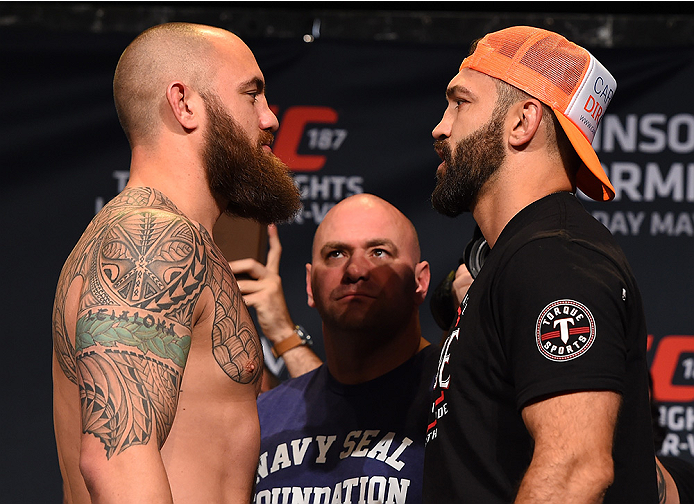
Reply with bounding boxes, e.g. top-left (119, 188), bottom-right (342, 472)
top-left (431, 108), bottom-right (506, 217)
top-left (201, 92), bottom-right (302, 224)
